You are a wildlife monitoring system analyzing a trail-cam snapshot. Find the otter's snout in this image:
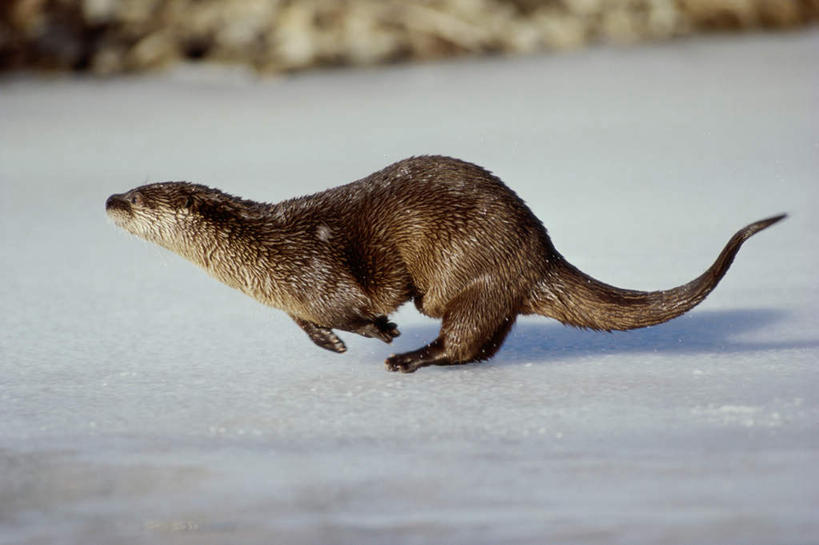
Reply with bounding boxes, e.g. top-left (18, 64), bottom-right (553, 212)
top-left (105, 194), bottom-right (135, 230)
top-left (106, 194), bottom-right (130, 213)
